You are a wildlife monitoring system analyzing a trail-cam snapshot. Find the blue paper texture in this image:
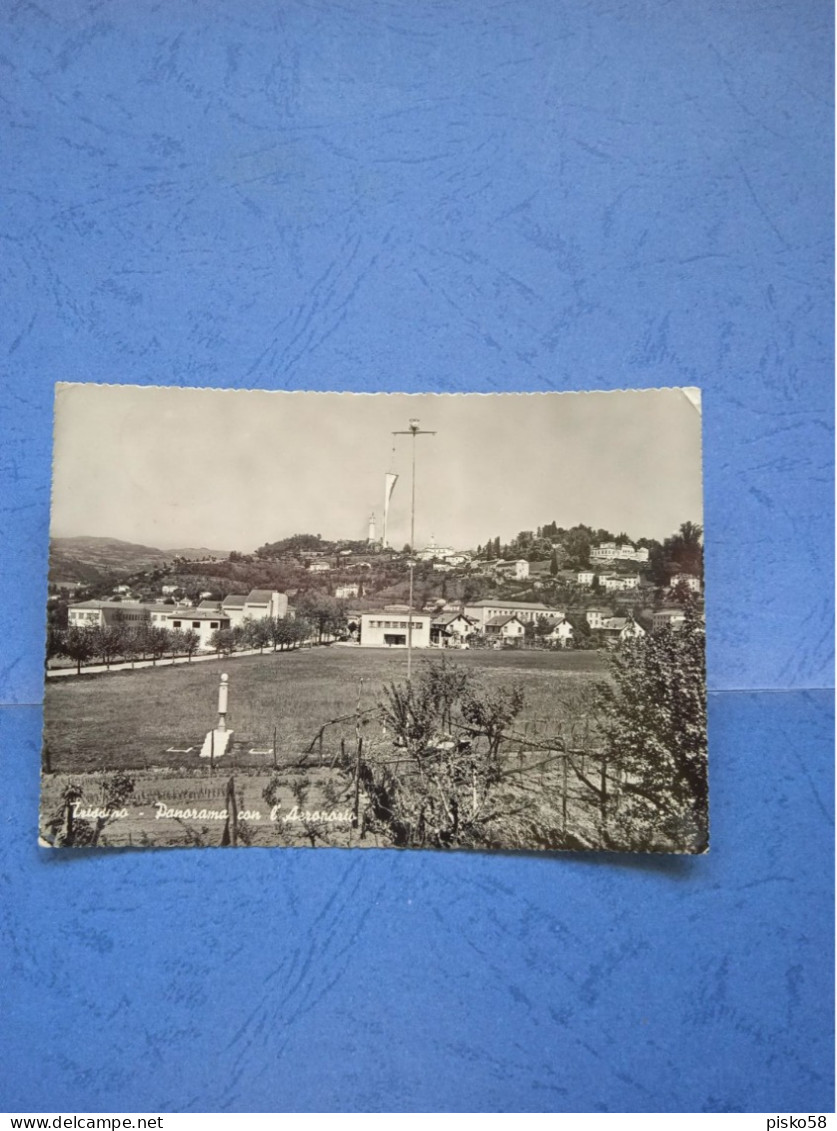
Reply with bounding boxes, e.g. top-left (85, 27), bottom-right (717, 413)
top-left (0, 0), bottom-right (832, 1114)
